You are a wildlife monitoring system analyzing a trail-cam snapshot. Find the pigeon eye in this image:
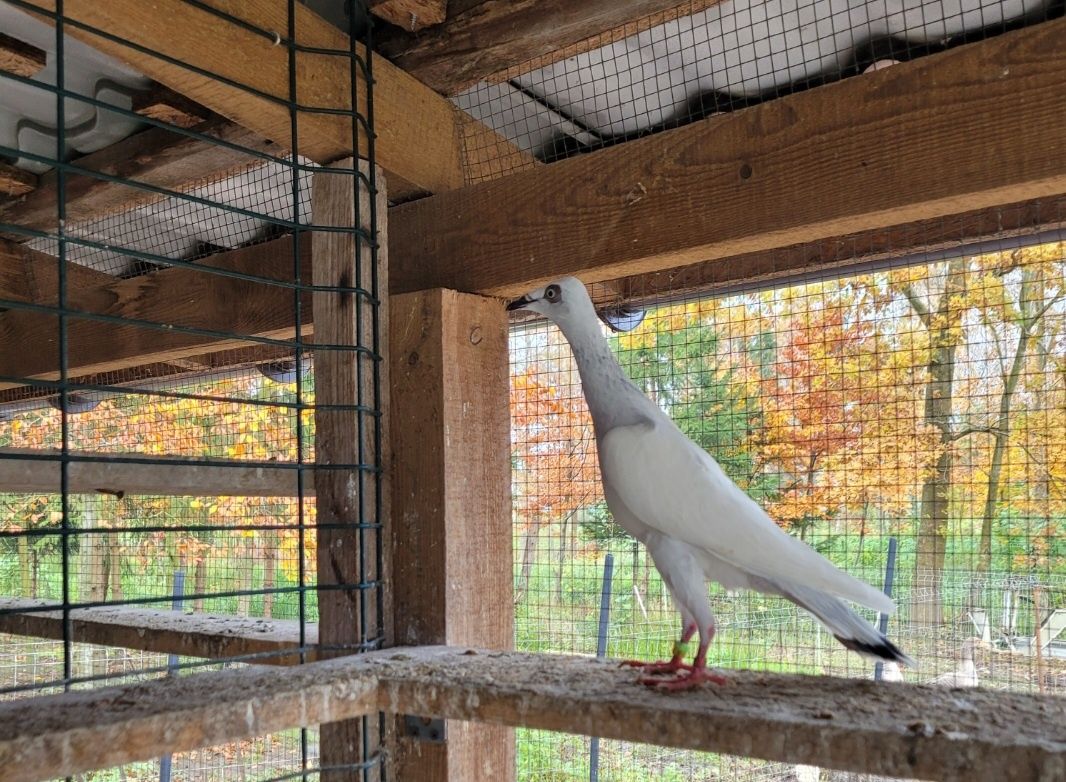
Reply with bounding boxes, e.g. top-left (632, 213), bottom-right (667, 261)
top-left (544, 285), bottom-right (561, 302)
